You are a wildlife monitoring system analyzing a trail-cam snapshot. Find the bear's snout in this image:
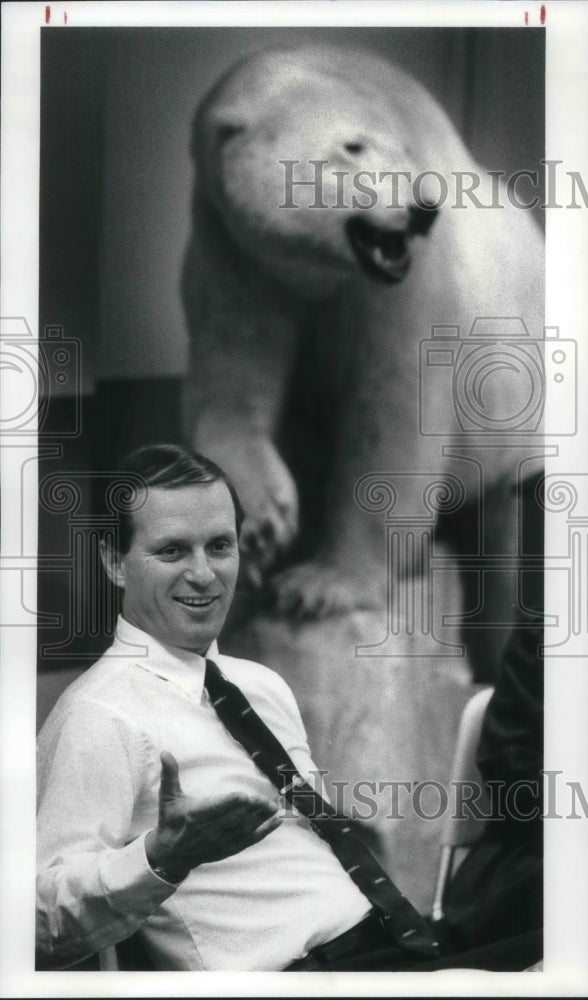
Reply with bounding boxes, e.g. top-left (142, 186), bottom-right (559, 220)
top-left (345, 202), bottom-right (439, 284)
top-left (346, 217), bottom-right (410, 284)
